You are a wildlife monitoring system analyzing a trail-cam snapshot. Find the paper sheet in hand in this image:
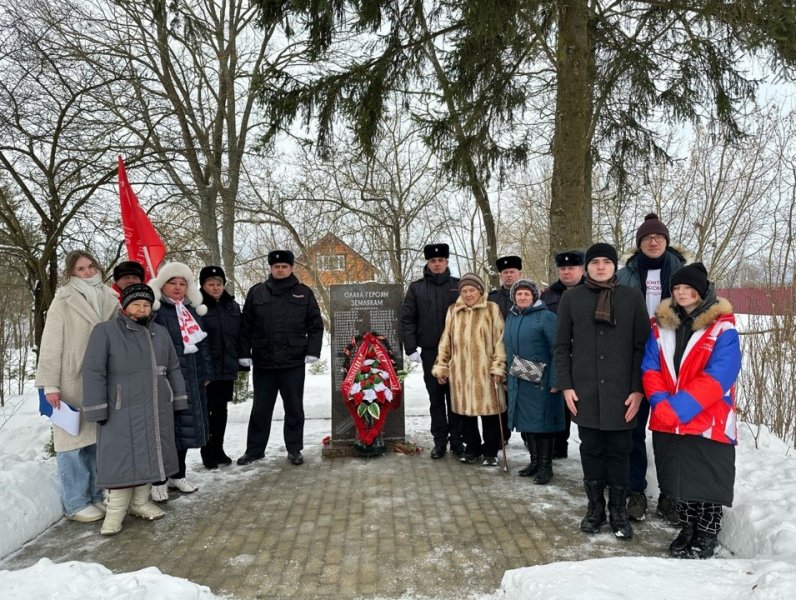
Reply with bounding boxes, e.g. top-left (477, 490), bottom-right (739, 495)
top-left (50, 402), bottom-right (81, 436)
